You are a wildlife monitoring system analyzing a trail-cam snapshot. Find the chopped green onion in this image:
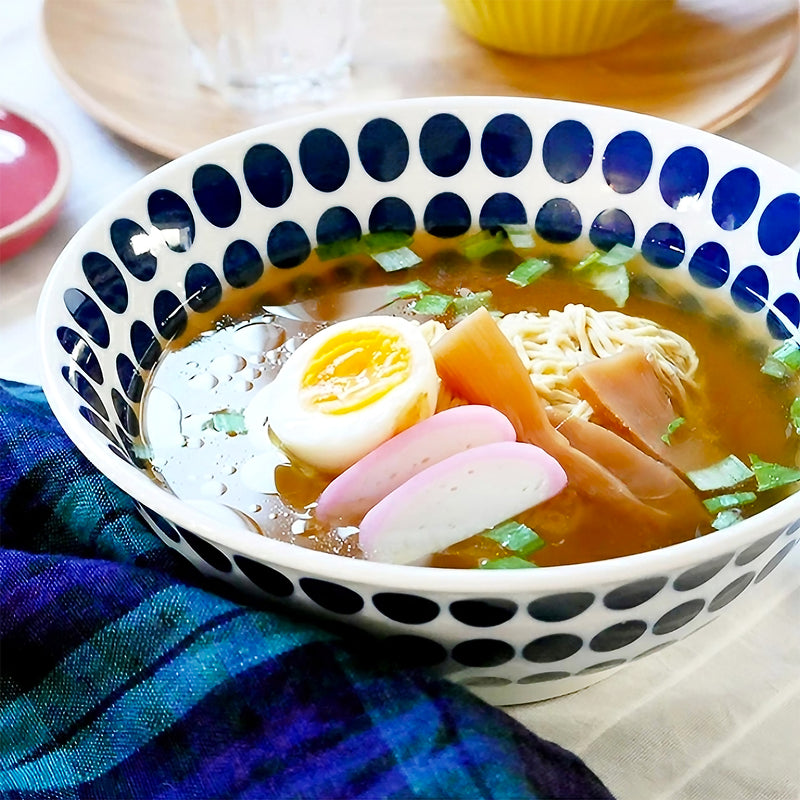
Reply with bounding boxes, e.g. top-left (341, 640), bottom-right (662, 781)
top-left (482, 520), bottom-right (545, 557)
top-left (661, 416), bottom-right (686, 445)
top-left (203, 409), bottom-right (248, 436)
top-left (506, 258), bottom-right (552, 287)
top-left (749, 453), bottom-right (800, 491)
top-left (452, 290), bottom-right (493, 317)
top-left (372, 247), bottom-right (422, 272)
top-left (133, 441), bottom-right (154, 459)
top-left (500, 223), bottom-right (535, 249)
top-left (686, 455), bottom-right (754, 492)
top-left (702, 492), bottom-right (757, 513)
top-left (712, 509), bottom-right (742, 530)
top-left (315, 237), bottom-right (363, 261)
top-left (791, 397), bottom-right (800, 434)
top-left (761, 340), bottom-right (800, 379)
top-left (461, 230), bottom-right (506, 260)
top-left (596, 243), bottom-right (637, 267)
top-left (363, 231), bottom-right (414, 254)
top-left (387, 280), bottom-right (431, 300)
top-left (573, 248), bottom-right (631, 307)
top-left (411, 292), bottom-right (454, 316)
top-left (574, 251), bottom-right (602, 271)
top-left (478, 556), bottom-right (539, 570)
top-left (585, 262), bottom-right (630, 307)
